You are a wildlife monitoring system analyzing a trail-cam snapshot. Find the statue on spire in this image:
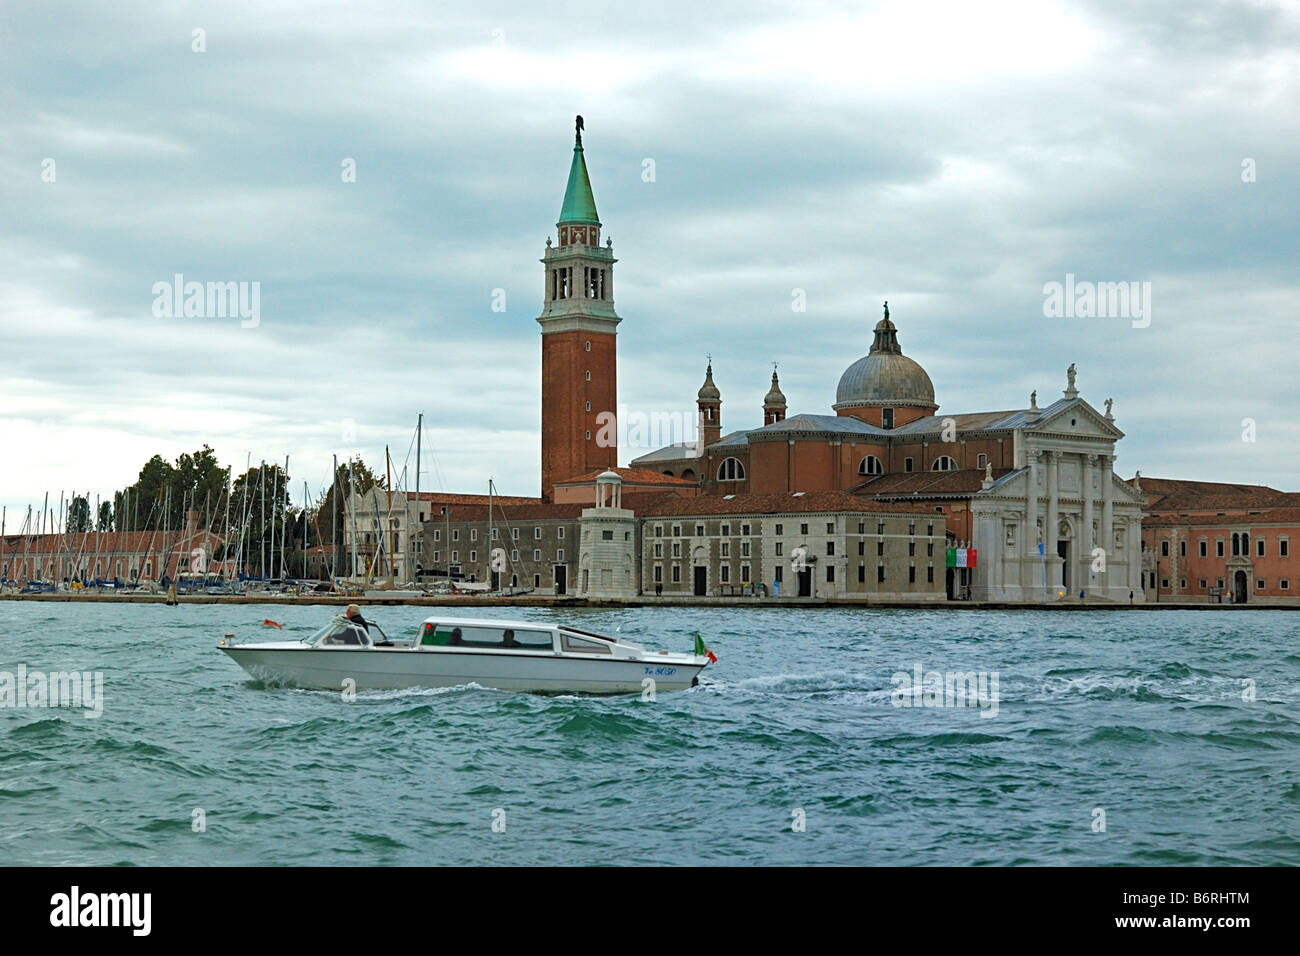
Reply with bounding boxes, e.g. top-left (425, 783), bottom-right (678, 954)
top-left (575, 114), bottom-right (584, 146)
top-left (883, 300), bottom-right (889, 321)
